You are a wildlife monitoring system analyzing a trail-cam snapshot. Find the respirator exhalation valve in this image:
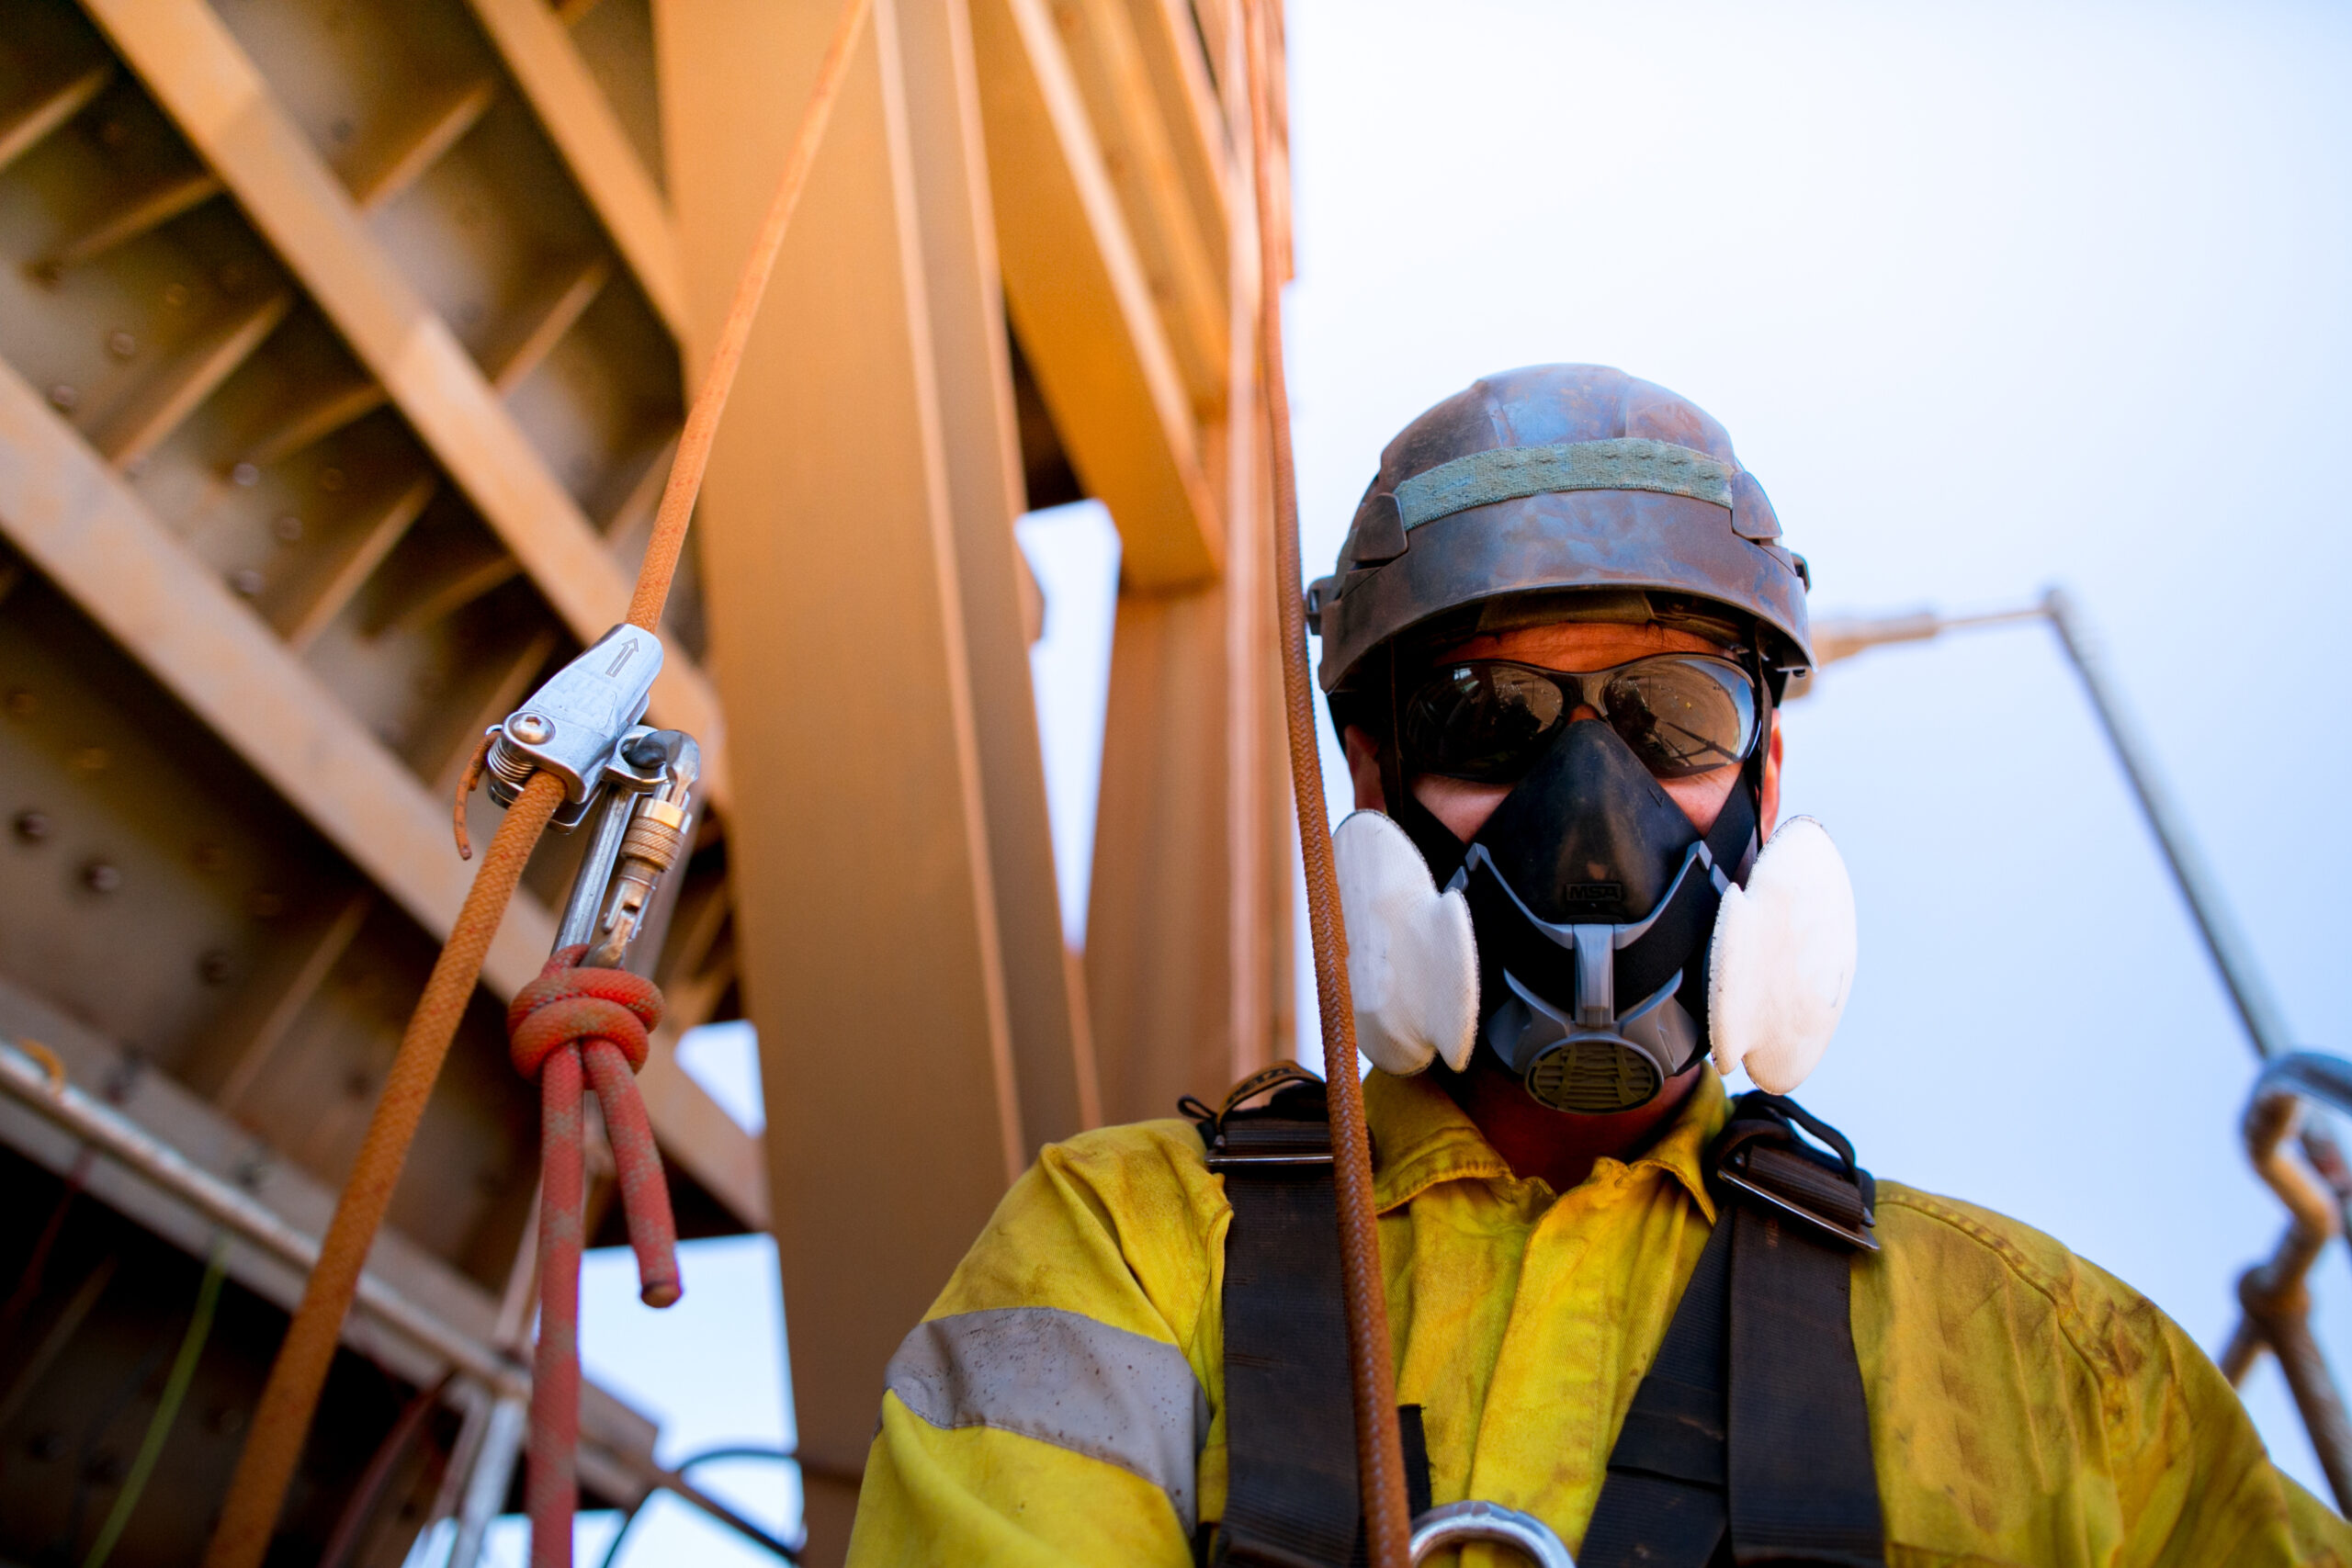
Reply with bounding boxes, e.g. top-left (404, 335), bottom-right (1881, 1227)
top-left (1524, 1035), bottom-right (1662, 1114)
